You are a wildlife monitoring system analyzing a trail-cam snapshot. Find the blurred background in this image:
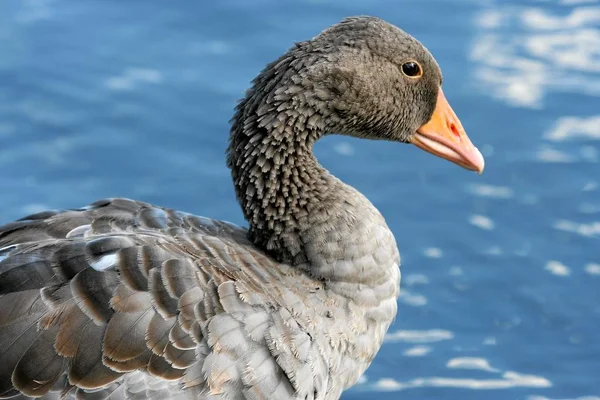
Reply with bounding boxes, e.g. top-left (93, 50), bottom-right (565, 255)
top-left (0, 0), bottom-right (598, 399)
